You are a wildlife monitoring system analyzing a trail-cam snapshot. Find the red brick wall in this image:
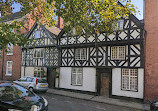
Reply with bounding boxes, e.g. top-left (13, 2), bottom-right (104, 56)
top-left (144, 0), bottom-right (158, 101)
top-left (0, 46), bottom-right (22, 81)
